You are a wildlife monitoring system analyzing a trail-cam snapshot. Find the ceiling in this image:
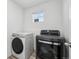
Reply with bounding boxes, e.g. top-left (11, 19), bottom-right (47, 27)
top-left (11, 0), bottom-right (50, 8)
